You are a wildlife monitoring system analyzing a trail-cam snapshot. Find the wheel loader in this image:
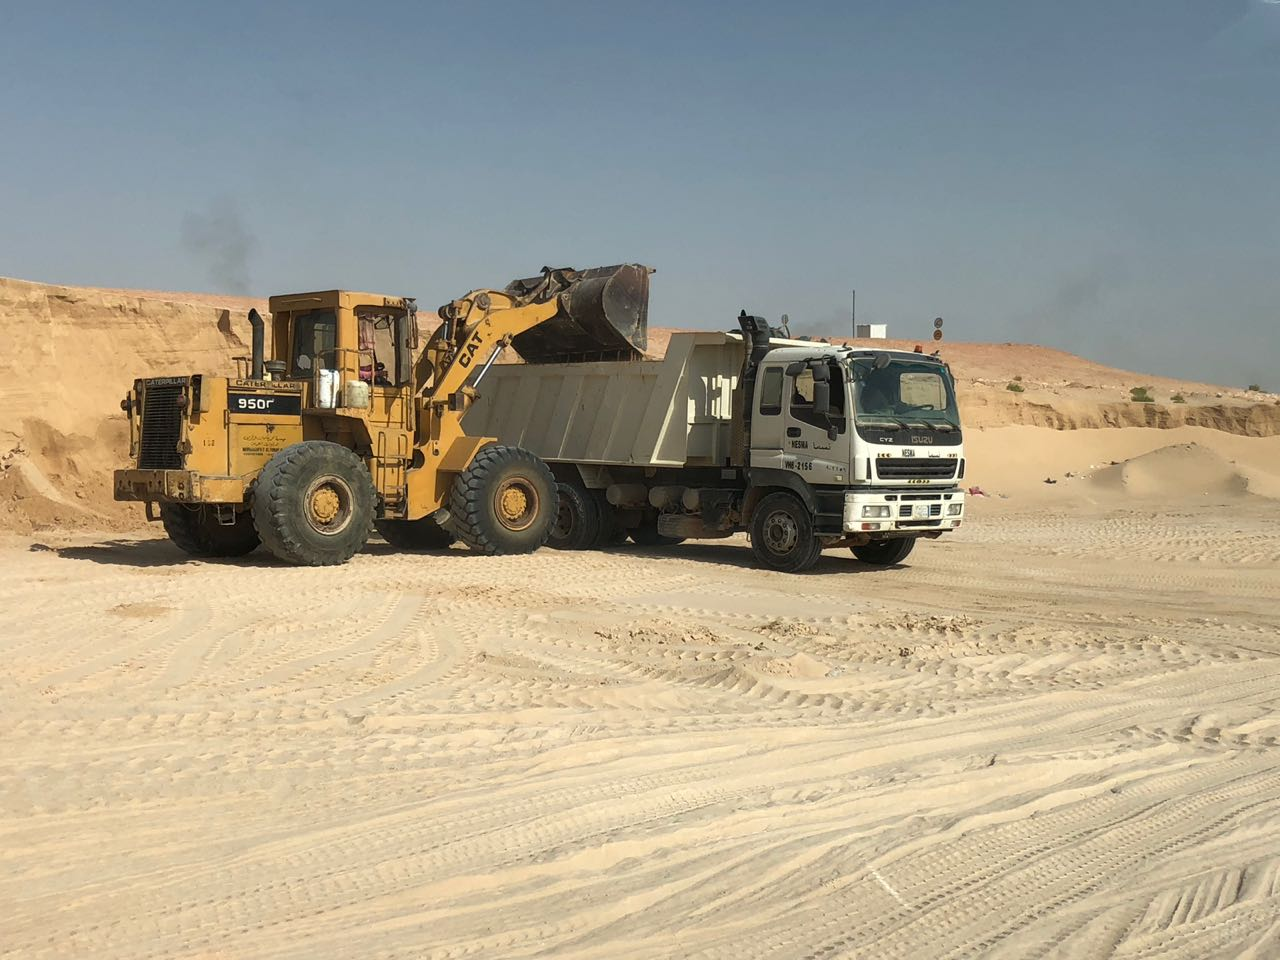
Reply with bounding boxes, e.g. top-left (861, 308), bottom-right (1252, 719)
top-left (113, 265), bottom-right (651, 565)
